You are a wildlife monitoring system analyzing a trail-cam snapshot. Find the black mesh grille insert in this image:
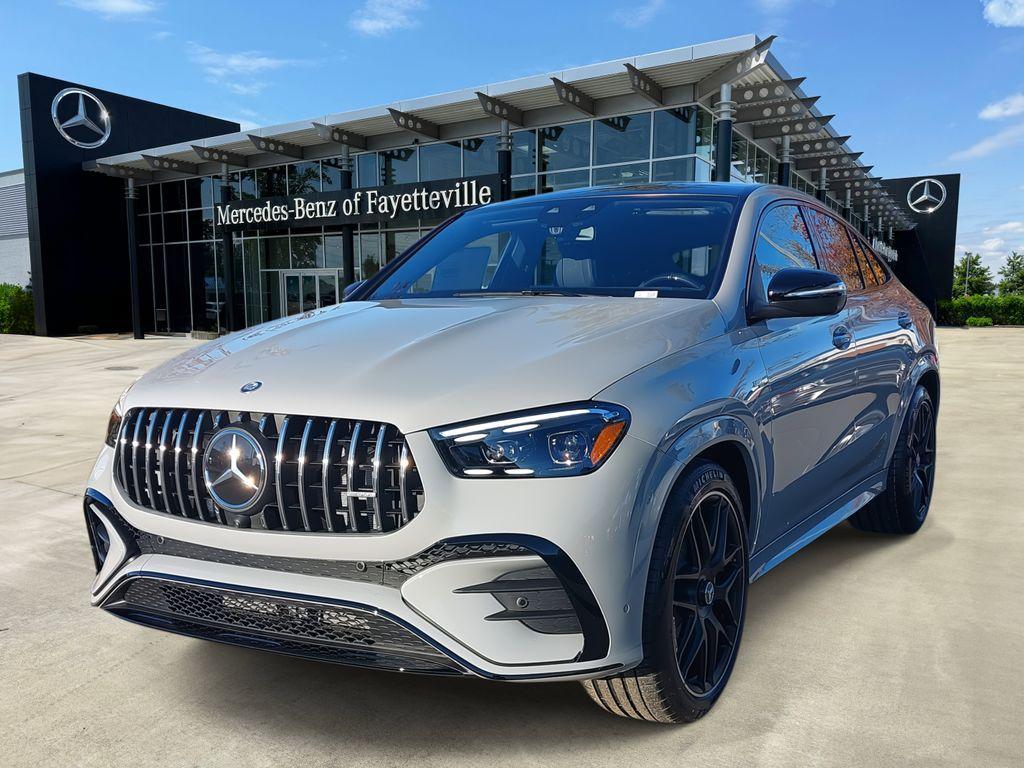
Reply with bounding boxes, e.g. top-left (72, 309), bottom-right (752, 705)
top-left (117, 578), bottom-right (455, 669)
top-left (113, 408), bottom-right (425, 534)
